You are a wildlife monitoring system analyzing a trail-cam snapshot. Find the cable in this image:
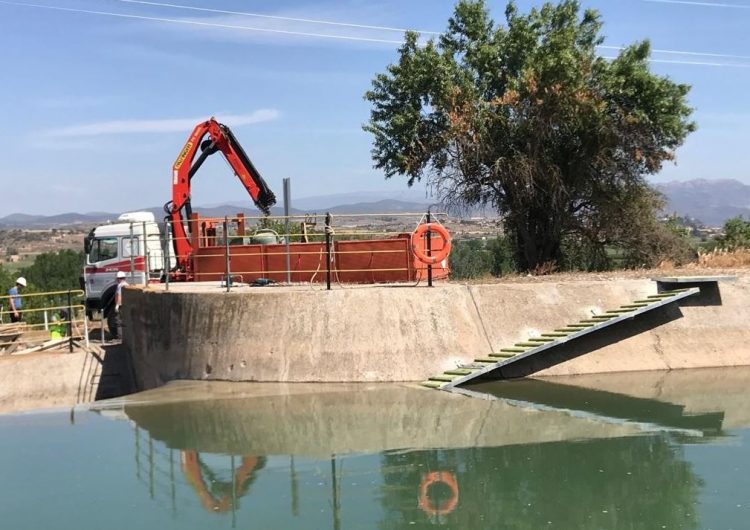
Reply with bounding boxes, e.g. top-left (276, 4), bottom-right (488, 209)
top-left (107, 0), bottom-right (442, 34)
top-left (0, 1), bottom-right (406, 44)
top-left (599, 44), bottom-right (750, 61)
top-left (642, 0), bottom-right (750, 8)
top-left (1, 1), bottom-right (747, 67)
